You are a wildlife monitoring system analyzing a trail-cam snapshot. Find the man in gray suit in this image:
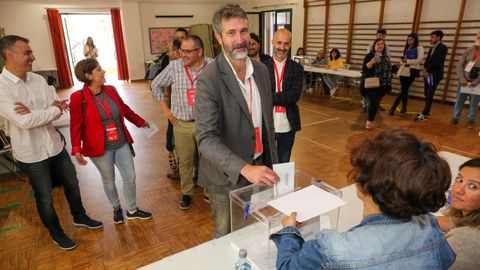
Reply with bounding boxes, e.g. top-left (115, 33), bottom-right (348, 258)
top-left (195, 4), bottom-right (279, 238)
